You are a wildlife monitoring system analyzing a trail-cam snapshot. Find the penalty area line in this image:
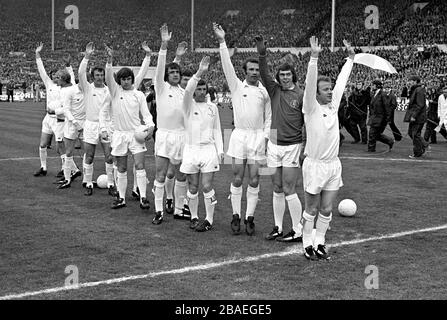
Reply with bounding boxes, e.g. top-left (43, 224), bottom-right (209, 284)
top-left (0, 223), bottom-right (446, 300)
